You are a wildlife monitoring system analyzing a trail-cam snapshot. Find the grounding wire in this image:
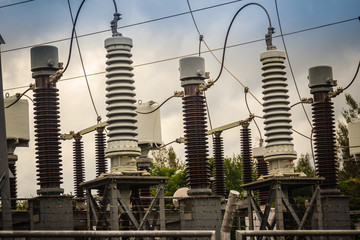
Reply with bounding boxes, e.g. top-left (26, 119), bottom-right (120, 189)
top-left (274, 0), bottom-right (313, 128)
top-left (4, 18), bottom-right (359, 92)
top-left (67, 0), bottom-right (100, 121)
top-left (212, 2), bottom-right (272, 84)
top-left (186, 0), bottom-right (263, 106)
top-left (204, 91), bottom-right (214, 141)
top-left (342, 60), bottom-right (360, 92)
top-left (0, 0), bottom-right (33, 8)
top-left (62, 0), bottom-right (86, 75)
